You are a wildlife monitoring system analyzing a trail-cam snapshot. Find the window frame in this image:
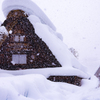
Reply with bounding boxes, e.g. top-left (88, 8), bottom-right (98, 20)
top-left (14, 35), bottom-right (26, 42)
top-left (12, 54), bottom-right (27, 64)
